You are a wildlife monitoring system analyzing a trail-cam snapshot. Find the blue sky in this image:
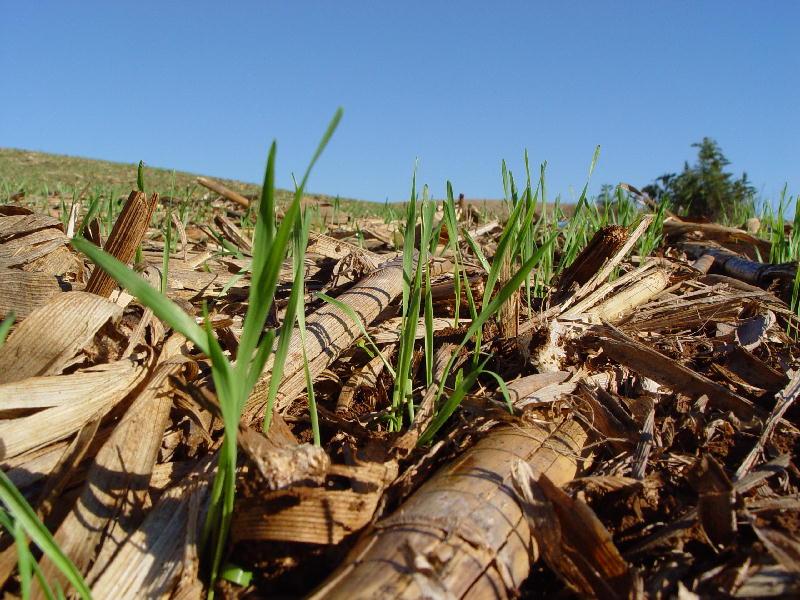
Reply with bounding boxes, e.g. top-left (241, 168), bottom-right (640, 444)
top-left (2, 2), bottom-right (797, 203)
